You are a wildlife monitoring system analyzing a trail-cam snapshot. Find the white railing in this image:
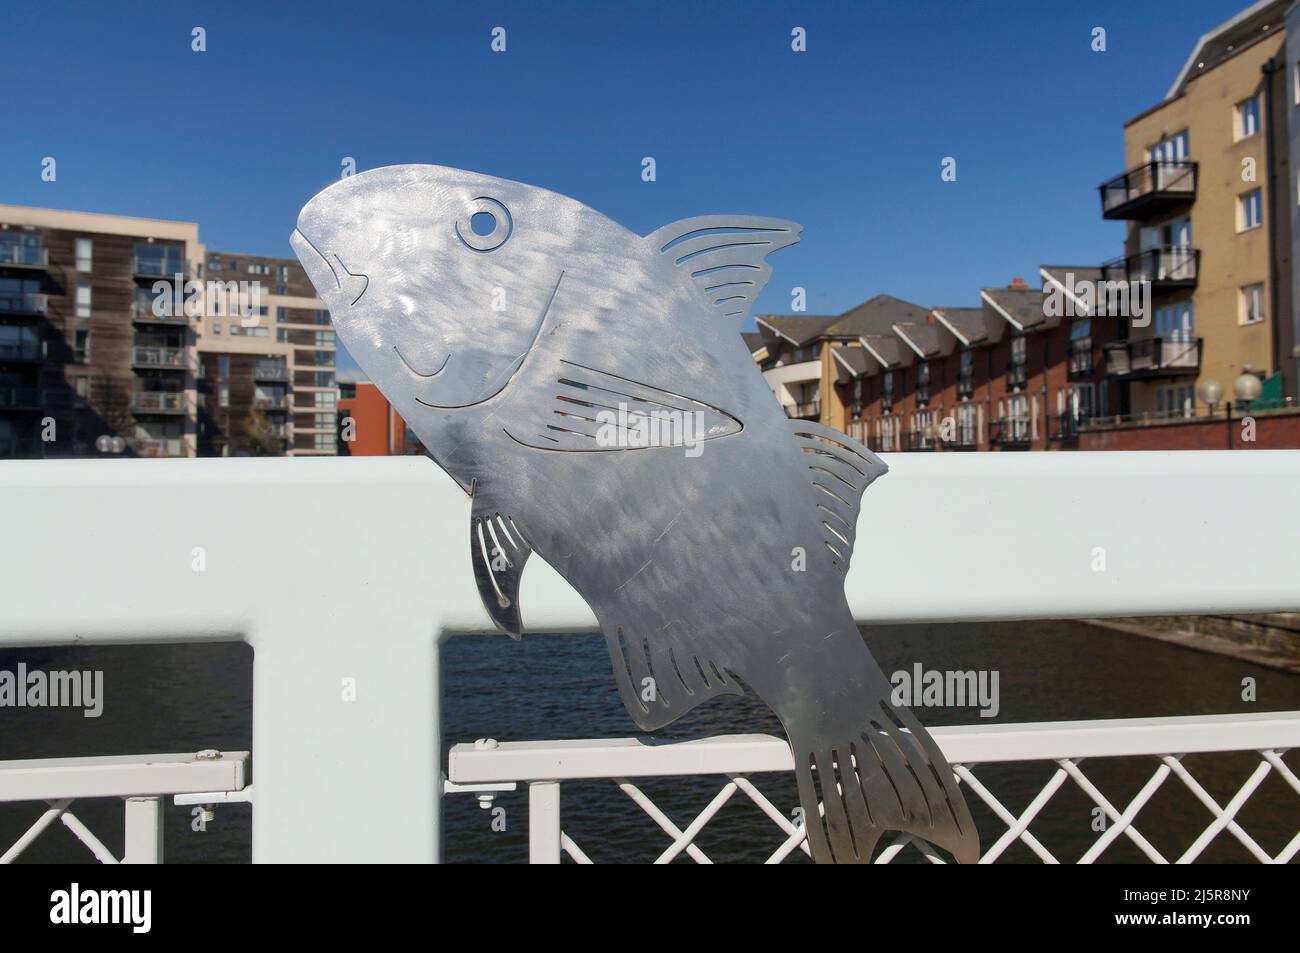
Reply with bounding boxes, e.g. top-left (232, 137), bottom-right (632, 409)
top-left (0, 752), bottom-right (248, 864)
top-left (450, 713), bottom-right (1300, 863)
top-left (1, 452), bottom-right (1298, 862)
